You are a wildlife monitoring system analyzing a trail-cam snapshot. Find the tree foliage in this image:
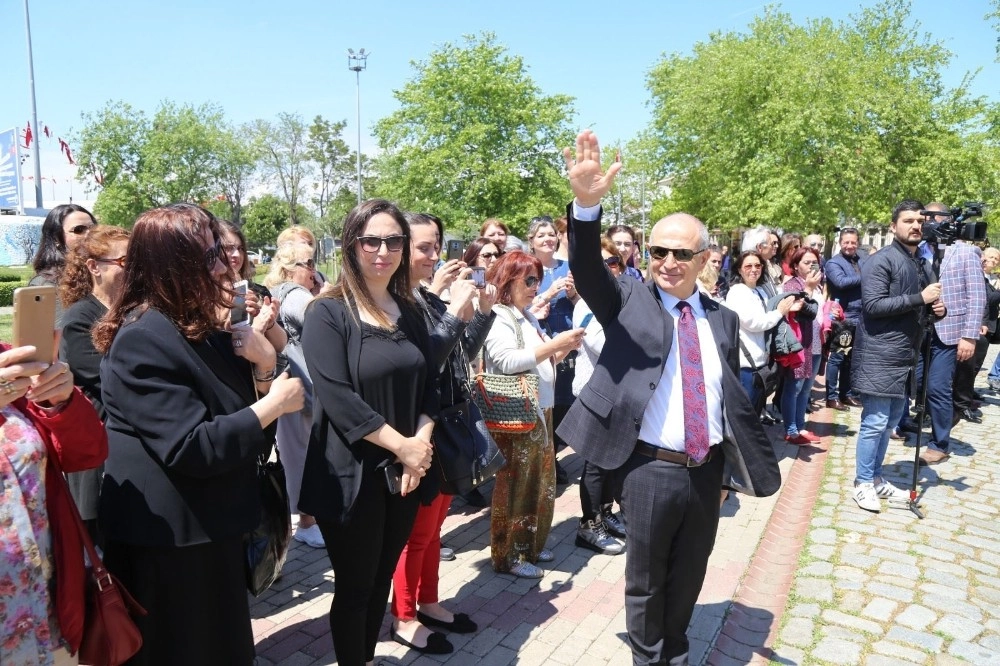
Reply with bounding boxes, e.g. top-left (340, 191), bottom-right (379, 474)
top-left (641, 0), bottom-right (997, 231)
top-left (241, 194), bottom-right (290, 249)
top-left (306, 116), bottom-right (355, 221)
top-left (373, 33), bottom-right (576, 238)
top-left (254, 113), bottom-right (311, 226)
